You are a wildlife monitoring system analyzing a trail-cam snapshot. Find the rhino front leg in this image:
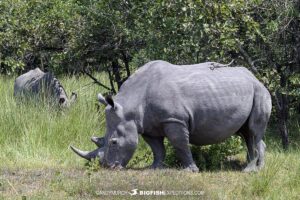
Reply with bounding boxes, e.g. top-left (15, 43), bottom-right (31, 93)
top-left (163, 123), bottom-right (199, 172)
top-left (142, 135), bottom-right (165, 169)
